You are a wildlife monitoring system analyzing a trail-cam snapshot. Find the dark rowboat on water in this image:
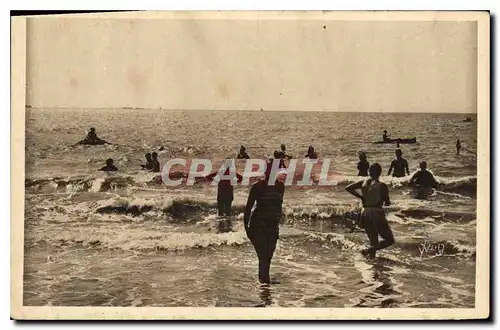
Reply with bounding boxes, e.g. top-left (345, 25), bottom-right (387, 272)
top-left (78, 138), bottom-right (110, 145)
top-left (373, 137), bottom-right (417, 144)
